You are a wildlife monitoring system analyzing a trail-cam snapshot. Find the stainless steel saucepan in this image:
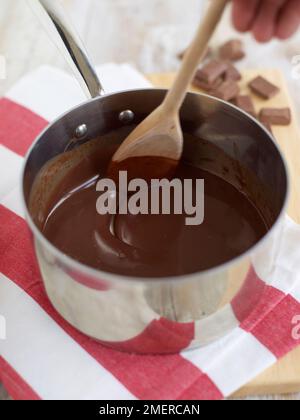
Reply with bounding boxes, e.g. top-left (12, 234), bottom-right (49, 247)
top-left (22, 0), bottom-right (289, 354)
